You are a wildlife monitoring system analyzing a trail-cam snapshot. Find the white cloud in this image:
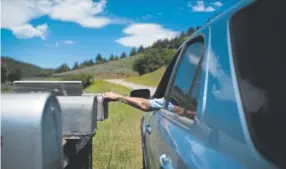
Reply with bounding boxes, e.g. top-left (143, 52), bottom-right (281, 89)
top-left (116, 23), bottom-right (178, 48)
top-left (49, 0), bottom-right (111, 28)
top-left (1, 0), bottom-right (111, 39)
top-left (45, 40), bottom-right (75, 47)
top-left (212, 1), bottom-right (223, 7)
top-left (11, 23), bottom-right (48, 39)
top-left (188, 1), bottom-right (221, 12)
top-left (63, 40), bottom-right (74, 45)
top-left (76, 17), bottom-right (111, 28)
top-left (205, 6), bottom-right (215, 12)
